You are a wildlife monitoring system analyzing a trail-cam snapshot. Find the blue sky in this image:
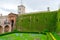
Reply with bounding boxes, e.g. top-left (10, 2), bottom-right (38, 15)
top-left (0, 0), bottom-right (60, 15)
